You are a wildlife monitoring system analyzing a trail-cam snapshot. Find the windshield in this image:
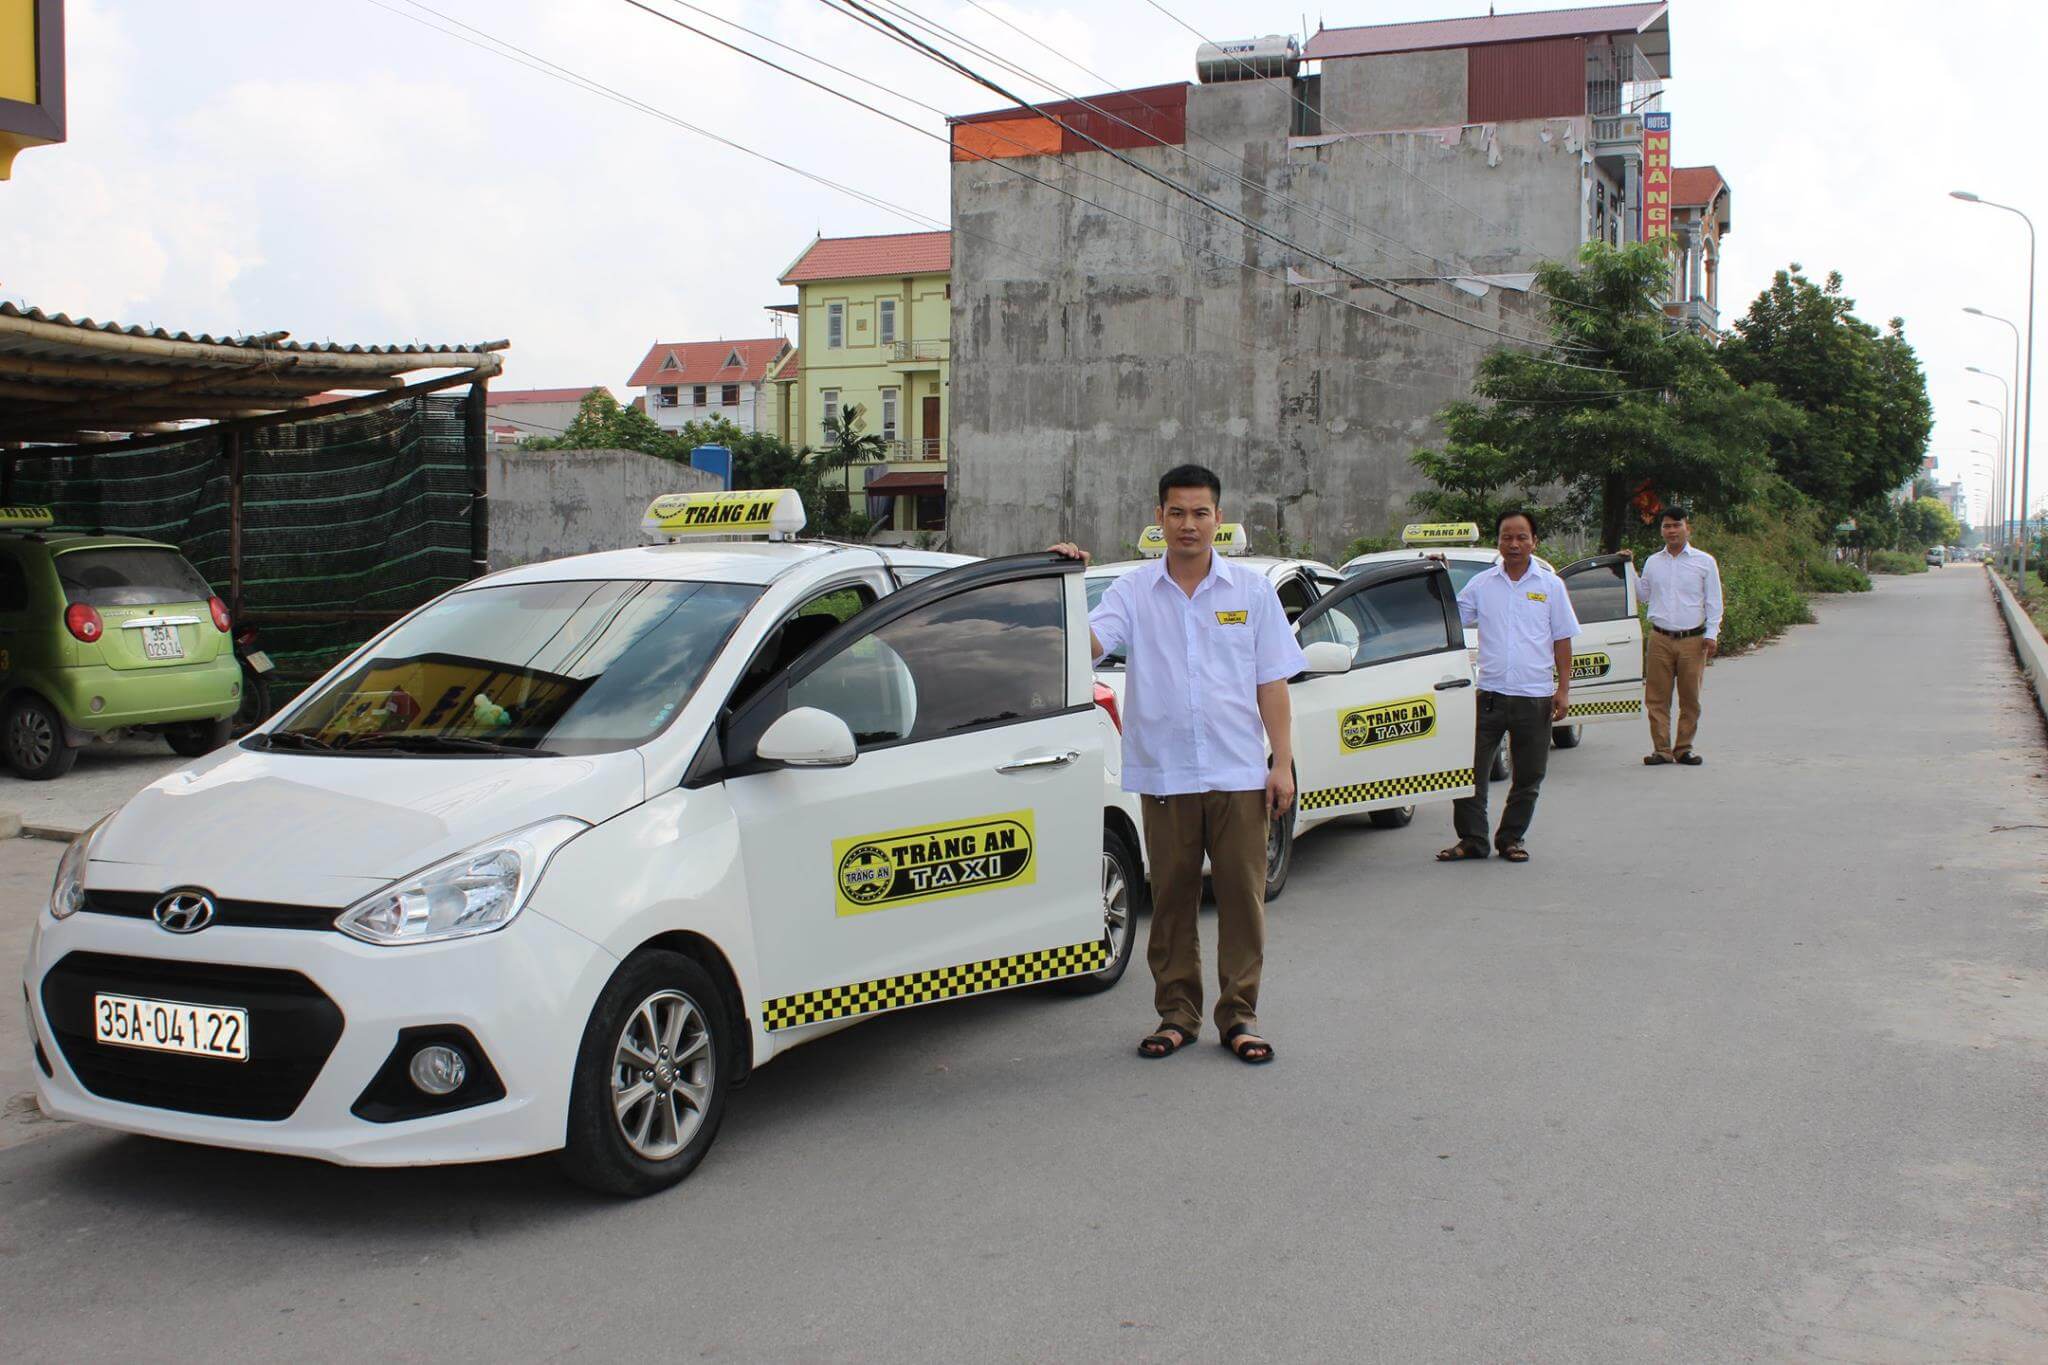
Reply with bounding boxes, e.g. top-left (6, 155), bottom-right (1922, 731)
top-left (273, 579), bottom-right (761, 756)
top-left (1084, 573), bottom-right (1126, 667)
top-left (58, 548), bottom-right (215, 608)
